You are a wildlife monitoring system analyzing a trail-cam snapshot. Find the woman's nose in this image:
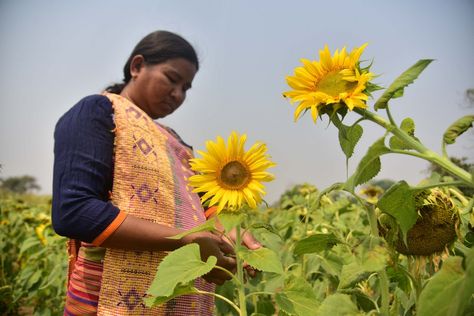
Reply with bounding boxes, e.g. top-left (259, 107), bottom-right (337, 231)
top-left (170, 86), bottom-right (185, 103)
